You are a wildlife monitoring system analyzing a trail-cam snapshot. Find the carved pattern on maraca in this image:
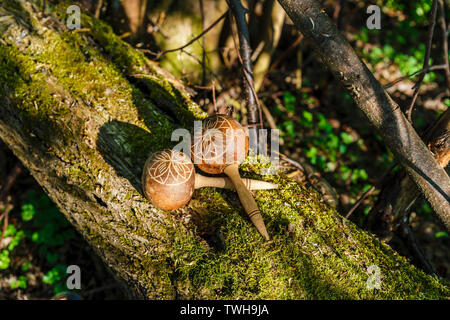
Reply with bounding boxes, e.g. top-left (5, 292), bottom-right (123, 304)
top-left (193, 115), bottom-right (245, 164)
top-left (148, 150), bottom-right (194, 186)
